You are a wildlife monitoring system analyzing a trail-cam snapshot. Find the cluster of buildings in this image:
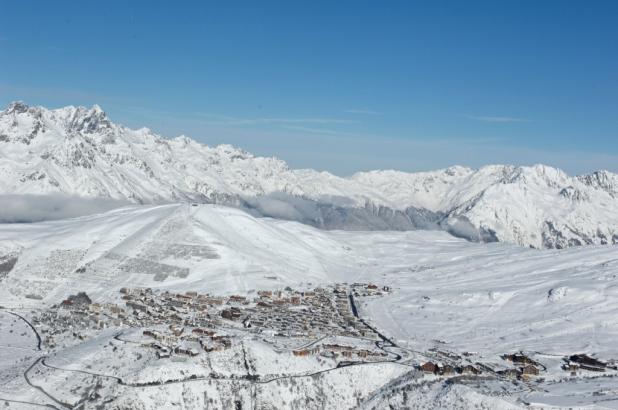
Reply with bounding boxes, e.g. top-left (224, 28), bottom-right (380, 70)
top-left (35, 283), bottom-right (388, 362)
top-left (142, 326), bottom-right (232, 359)
top-left (419, 351), bottom-right (542, 380)
top-left (118, 282), bottom-right (386, 360)
top-left (496, 353), bottom-right (541, 378)
top-left (293, 342), bottom-right (387, 361)
top-left (562, 354), bottom-right (617, 374)
top-left (116, 284), bottom-right (381, 339)
top-left (232, 285), bottom-right (379, 339)
top-left (34, 292), bottom-right (128, 348)
top-left (419, 350), bottom-right (618, 381)
top-left (31, 287), bottom-right (618, 384)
